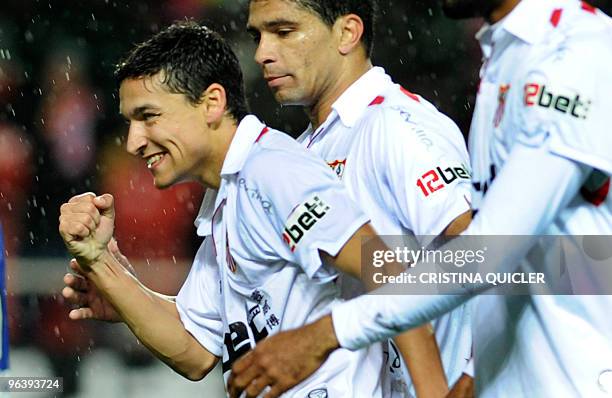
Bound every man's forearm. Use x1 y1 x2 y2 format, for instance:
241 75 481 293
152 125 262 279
127 272 177 313
88 251 217 380
332 293 469 351
394 327 448 398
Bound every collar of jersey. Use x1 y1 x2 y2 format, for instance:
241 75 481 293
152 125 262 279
476 0 558 56
193 114 266 237
330 66 392 128
194 188 217 237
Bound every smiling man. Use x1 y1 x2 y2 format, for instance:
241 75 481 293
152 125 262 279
58 21 421 397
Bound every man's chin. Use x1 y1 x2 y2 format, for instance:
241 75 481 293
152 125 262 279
152 177 173 190
274 92 307 108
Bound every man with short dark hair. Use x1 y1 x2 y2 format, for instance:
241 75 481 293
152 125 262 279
60 21 416 397
232 0 474 396
232 1 612 397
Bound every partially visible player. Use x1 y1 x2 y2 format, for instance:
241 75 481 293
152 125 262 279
59 21 422 397
0 225 8 371
238 1 474 396
230 0 612 397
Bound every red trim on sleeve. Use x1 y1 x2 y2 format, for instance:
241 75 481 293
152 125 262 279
255 127 270 143
400 86 420 102
368 96 385 106
550 8 563 27
581 178 610 206
581 2 597 14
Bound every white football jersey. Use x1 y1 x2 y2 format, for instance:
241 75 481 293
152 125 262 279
176 115 387 397
299 68 473 390
328 3 612 397
467 0 612 396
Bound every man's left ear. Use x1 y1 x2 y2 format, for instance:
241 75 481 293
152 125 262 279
336 14 365 55
201 83 227 124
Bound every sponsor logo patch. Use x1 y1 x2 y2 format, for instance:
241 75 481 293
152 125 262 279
524 83 591 119
417 165 471 197
282 195 330 252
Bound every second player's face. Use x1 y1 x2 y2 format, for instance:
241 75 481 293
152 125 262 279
119 73 211 189
247 0 341 107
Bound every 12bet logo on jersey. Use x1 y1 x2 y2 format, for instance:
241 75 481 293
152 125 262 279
283 195 330 252
524 83 591 119
417 165 470 197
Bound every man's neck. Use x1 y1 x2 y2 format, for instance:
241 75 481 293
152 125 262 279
199 117 238 190
487 0 521 23
307 60 373 130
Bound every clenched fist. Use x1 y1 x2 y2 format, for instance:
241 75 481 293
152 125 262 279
58 193 115 271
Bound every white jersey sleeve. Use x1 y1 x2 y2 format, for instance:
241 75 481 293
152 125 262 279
362 106 471 236
515 22 612 174
239 135 370 279
331 141 589 350
176 238 224 356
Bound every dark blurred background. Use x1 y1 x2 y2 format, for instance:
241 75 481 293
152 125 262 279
0 0 610 396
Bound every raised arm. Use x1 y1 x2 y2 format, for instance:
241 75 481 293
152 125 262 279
59 193 218 380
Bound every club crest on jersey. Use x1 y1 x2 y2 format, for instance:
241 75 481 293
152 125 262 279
524 83 590 119
327 159 346 179
493 84 510 127
282 195 330 252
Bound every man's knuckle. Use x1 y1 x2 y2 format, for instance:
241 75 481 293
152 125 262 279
259 352 273 366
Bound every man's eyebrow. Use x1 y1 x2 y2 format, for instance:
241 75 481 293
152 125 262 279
247 18 298 34
123 105 159 119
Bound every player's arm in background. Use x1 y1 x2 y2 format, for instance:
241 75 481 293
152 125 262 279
366 105 473 396
327 134 592 355
447 359 475 398
59 193 219 381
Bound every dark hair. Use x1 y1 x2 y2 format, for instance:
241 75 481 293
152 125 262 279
115 21 249 122
292 0 377 57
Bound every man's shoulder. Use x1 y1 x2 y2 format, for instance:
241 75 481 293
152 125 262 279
241 129 333 189
354 85 465 152
527 3 612 75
